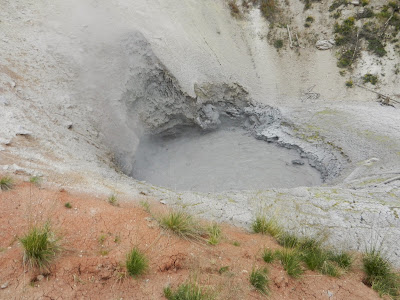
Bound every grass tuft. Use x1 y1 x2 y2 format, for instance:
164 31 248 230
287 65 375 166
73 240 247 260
160 211 204 240
20 223 61 270
107 194 118 206
252 215 281 236
250 267 269 295
64 202 72 209
363 250 400 297
0 176 14 191
275 249 303 278
126 247 148 278
276 232 299 248
207 223 222 245
262 248 275 263
29 176 42 186
164 281 214 300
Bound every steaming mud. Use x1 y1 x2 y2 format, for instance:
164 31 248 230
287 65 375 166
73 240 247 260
132 126 322 192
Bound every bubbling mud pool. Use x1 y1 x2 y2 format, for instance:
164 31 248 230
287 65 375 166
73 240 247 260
131 126 323 192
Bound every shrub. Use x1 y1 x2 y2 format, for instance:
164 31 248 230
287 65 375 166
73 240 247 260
363 73 378 85
275 249 303 278
361 0 369 6
306 16 314 23
0 176 14 191
260 0 277 23
345 80 353 87
329 0 348 12
274 39 284 49
367 39 387 57
252 216 281 236
228 1 241 17
250 267 269 295
64 202 72 209
160 211 204 240
262 248 275 263
164 282 214 300
207 223 221 245
20 223 61 270
126 247 148 277
363 250 400 297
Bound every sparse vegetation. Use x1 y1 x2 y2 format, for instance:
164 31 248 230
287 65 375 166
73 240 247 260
275 249 303 277
64 202 72 209
160 210 204 240
363 73 378 85
361 0 369 6
254 215 353 278
164 281 214 300
262 248 275 263
140 200 151 213
107 194 118 206
252 215 281 236
345 79 353 87
260 0 277 23
218 266 229 274
363 250 400 297
126 247 148 278
250 267 269 295
20 223 61 270
207 223 221 245
329 0 348 12
228 1 241 17
29 176 41 186
273 39 284 49
0 176 14 191
233 241 241 246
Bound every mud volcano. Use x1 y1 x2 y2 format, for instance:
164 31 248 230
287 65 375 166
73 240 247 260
132 125 322 192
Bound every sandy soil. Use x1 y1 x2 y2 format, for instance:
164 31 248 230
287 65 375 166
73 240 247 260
0 181 380 300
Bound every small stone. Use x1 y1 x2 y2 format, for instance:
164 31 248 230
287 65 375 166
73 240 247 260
160 200 167 205
316 39 335 50
1 282 9 289
0 96 9 106
292 159 305 165
65 121 73 129
327 290 334 297
37 275 44 281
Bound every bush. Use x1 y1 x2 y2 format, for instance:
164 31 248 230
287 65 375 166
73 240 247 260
260 0 277 23
164 282 214 300
126 247 148 277
363 250 400 297
64 202 72 209
274 39 284 49
228 1 241 17
345 80 353 87
276 232 299 248
363 73 378 85
367 39 387 57
160 211 204 240
250 267 269 295
0 176 14 191
20 223 61 270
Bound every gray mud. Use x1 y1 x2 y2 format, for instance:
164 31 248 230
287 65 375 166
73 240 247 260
132 126 322 192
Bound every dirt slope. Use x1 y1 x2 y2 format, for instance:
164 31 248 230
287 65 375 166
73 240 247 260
0 182 380 300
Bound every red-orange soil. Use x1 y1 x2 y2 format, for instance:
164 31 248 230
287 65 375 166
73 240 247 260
0 182 380 299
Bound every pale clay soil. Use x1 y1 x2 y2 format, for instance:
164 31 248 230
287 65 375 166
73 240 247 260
0 181 381 300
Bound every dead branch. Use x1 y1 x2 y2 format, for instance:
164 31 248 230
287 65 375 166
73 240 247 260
355 83 400 105
287 25 293 48
380 12 394 38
